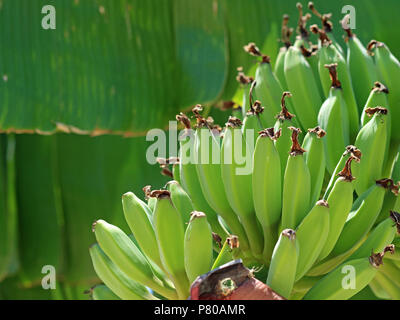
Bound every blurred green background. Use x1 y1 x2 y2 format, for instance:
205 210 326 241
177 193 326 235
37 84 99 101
0 0 399 299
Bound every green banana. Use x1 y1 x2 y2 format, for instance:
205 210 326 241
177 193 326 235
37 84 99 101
90 284 121 300
184 211 213 284
274 92 297 181
252 128 282 260
318 63 350 175
318 156 356 260
347 213 398 261
152 190 190 299
176 113 228 240
266 229 298 298
274 14 293 91
295 200 330 281
92 218 177 299
211 236 238 270
343 18 378 110
311 26 359 141
303 246 395 300
373 270 400 300
331 179 393 257
299 44 325 100
367 40 400 143
89 243 157 300
172 162 181 185
167 180 194 227
361 82 390 127
243 43 283 127
302 126 326 207
221 117 263 258
352 107 389 196
284 41 322 130
122 192 162 269
281 127 311 230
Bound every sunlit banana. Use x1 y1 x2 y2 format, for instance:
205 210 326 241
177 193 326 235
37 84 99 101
331 178 393 257
295 200 330 281
373 270 400 300
311 26 358 141
122 192 162 269
367 40 400 143
252 128 282 260
89 243 158 300
318 63 350 175
352 107 389 196
302 126 326 207
152 190 190 299
90 284 121 300
167 180 193 227
92 219 177 299
274 92 297 181
221 117 263 258
176 113 228 240
342 16 378 110
299 44 325 99
318 156 356 260
281 127 311 230
266 229 298 298
184 211 213 284
303 246 395 300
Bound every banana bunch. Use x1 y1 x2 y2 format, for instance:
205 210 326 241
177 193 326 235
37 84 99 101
88 2 400 300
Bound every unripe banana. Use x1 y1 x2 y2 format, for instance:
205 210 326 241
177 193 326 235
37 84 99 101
252 128 282 260
347 213 399 261
266 229 298 298
319 157 355 260
281 127 311 230
284 44 322 130
302 126 326 207
299 44 325 99
274 92 297 181
303 246 395 300
122 192 162 269
167 180 194 227
352 108 389 196
211 235 239 270
184 211 213 284
89 243 158 300
192 106 250 252
295 200 330 281
311 27 358 141
343 18 378 110
317 63 350 175
92 219 176 299
368 40 400 143
373 270 400 300
176 114 228 240
274 14 293 90
221 117 263 258
331 179 393 257
152 190 190 299
91 284 121 300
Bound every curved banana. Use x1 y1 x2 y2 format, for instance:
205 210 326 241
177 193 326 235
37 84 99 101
152 190 190 299
266 229 298 298
343 17 378 110
90 284 121 300
302 126 326 207
311 26 358 141
281 127 311 230
274 14 293 90
317 63 350 175
92 219 177 299
89 243 159 300
352 107 389 196
221 117 263 258
122 192 162 269
252 128 282 260
167 180 194 227
184 211 213 284
295 200 330 281
331 178 393 257
299 44 325 99
318 156 356 260
367 40 400 143
303 246 395 300
176 113 228 240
